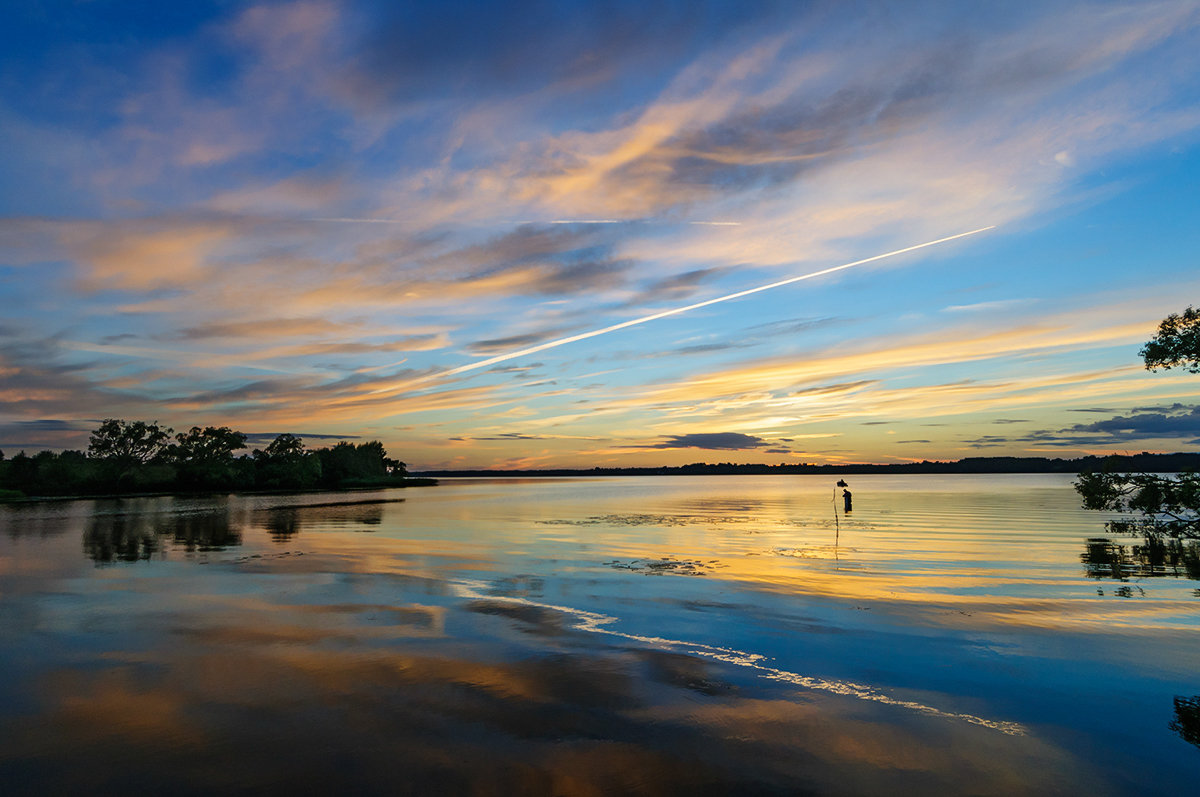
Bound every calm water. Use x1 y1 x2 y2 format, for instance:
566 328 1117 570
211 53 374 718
1 475 1197 795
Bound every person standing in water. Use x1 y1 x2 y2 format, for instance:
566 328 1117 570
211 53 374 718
842 487 852 513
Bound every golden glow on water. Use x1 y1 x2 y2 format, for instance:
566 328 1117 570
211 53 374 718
1 475 1198 794
371 474 1198 632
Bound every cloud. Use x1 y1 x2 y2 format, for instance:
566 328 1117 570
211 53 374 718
643 432 770 450
465 329 573 356
627 309 1160 409
672 342 756 356
0 335 155 432
964 436 1009 449
521 259 632 296
623 267 731 307
943 299 1036 314
99 333 140 344
338 1 789 108
4 1 1200 469
0 418 98 451
60 218 240 292
265 335 451 359
1058 404 1200 442
242 431 360 446
743 317 840 337
967 405 1200 449
487 363 544 374
172 317 354 341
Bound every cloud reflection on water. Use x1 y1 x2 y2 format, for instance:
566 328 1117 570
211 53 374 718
2 622 1083 796
2 476 1199 793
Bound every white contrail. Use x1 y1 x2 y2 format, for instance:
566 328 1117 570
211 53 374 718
364 225 995 398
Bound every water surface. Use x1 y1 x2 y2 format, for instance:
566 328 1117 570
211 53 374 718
1 475 1197 794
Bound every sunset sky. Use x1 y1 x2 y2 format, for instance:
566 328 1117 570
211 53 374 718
2 1 1199 469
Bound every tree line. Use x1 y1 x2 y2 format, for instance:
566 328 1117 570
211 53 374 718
0 419 424 499
418 452 1200 478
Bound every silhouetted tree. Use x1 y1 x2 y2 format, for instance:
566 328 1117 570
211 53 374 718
254 433 321 489
31 449 100 496
169 426 249 490
1 420 417 497
86 419 176 491
4 451 37 494
1077 310 1199 541
0 449 13 500
170 426 247 462
1077 470 1200 539
88 419 173 465
1141 305 1200 373
315 440 389 487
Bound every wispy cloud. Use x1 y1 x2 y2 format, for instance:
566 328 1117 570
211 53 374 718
1000 404 1200 448
3 2 1200 466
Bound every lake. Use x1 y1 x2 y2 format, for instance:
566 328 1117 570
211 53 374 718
1 474 1197 795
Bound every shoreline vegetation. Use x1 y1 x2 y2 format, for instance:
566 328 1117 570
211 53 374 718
2 414 1195 502
415 452 1200 478
0 419 434 502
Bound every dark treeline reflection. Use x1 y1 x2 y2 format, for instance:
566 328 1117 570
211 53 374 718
265 509 300 542
81 499 391 562
83 509 242 563
263 502 386 543
1081 536 1200 580
1 510 74 540
1171 696 1200 749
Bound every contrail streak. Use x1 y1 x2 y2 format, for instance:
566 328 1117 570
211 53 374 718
363 226 995 399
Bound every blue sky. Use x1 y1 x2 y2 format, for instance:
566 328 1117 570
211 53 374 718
2 0 1199 468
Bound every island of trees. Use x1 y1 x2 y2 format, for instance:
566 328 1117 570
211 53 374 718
0 420 433 500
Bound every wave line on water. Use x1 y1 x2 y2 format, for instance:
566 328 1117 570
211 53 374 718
450 578 1025 735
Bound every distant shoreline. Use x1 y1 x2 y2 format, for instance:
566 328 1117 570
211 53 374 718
414 452 1200 478
0 478 438 505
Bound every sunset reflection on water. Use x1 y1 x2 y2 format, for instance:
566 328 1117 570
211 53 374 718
1 475 1197 795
